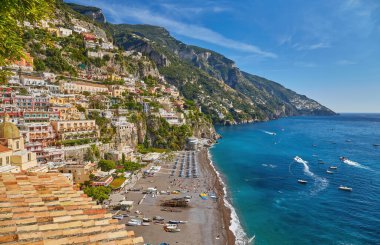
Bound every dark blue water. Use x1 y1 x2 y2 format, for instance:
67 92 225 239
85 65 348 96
211 114 380 245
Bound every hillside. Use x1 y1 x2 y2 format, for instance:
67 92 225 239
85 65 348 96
61 2 335 125
109 24 335 123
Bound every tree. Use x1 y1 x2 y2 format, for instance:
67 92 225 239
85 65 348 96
98 159 116 171
83 186 111 202
0 0 54 82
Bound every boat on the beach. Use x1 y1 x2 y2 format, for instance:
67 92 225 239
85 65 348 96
294 156 308 164
164 224 181 232
326 170 334 174
153 216 165 221
329 166 337 169
298 179 308 184
127 220 142 226
339 186 352 191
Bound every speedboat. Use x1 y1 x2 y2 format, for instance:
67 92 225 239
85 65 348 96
326 170 334 174
298 179 308 184
339 186 352 191
329 166 337 169
373 144 379 147
294 156 308 164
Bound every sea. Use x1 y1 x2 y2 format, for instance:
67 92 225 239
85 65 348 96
210 114 380 245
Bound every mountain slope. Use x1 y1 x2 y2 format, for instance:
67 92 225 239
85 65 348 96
68 5 335 124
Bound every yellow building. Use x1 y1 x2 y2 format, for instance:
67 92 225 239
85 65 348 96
0 114 37 171
49 95 76 105
58 161 97 184
51 120 99 141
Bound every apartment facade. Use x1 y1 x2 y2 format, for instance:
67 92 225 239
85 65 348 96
51 120 99 141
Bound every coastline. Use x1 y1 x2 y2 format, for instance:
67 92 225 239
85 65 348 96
112 148 236 244
205 147 250 244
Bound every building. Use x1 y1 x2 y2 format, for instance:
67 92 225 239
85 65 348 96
0 87 12 105
61 81 108 94
21 75 46 86
58 161 97 184
87 50 104 58
0 172 144 244
101 42 114 50
51 104 83 120
109 85 127 98
73 25 88 33
85 40 98 49
38 147 64 163
9 52 33 71
51 120 99 141
22 110 60 123
82 32 97 41
0 114 37 171
12 95 50 111
19 122 56 146
92 175 113 187
58 27 72 37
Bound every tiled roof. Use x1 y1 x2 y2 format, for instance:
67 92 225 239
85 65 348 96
0 172 144 245
0 145 12 153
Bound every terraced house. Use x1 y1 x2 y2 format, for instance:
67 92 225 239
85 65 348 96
51 120 99 141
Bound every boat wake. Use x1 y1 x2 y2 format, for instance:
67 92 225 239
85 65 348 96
262 130 276 136
295 156 329 194
341 158 371 170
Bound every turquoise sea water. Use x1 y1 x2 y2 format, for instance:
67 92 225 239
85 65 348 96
210 114 380 244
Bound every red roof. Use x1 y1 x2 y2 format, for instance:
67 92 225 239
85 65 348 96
0 145 12 153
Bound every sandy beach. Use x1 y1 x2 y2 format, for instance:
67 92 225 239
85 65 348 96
109 148 235 244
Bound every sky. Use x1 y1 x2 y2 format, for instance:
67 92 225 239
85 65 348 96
66 0 380 113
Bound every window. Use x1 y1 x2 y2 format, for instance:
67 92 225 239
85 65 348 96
6 156 10 164
28 153 31 161
16 141 19 149
0 158 2 165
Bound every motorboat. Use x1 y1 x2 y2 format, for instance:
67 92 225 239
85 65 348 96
326 170 334 174
164 224 181 232
294 156 308 164
329 166 337 169
339 186 352 191
298 179 308 184
127 220 141 226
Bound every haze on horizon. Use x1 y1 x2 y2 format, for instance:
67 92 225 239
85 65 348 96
67 0 380 113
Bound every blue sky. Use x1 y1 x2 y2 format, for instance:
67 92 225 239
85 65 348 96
66 0 380 112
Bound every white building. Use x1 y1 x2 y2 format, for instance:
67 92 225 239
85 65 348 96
85 41 98 49
43 72 56 82
73 25 88 34
59 27 72 37
101 42 114 50
21 76 46 86
87 51 104 58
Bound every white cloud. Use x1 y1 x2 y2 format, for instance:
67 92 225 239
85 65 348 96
293 42 330 51
95 2 277 58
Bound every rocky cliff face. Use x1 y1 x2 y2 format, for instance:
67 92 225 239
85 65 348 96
110 24 335 123
66 3 106 23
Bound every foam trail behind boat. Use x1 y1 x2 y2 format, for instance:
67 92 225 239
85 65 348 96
297 157 328 194
343 159 371 170
262 130 276 135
